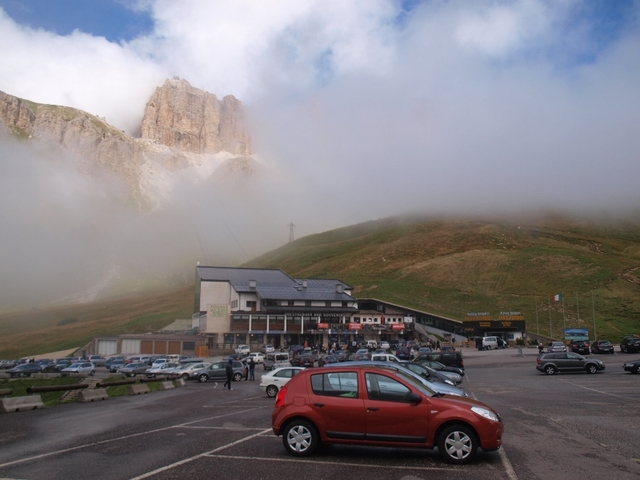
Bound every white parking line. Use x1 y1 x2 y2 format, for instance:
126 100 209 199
472 393 518 480
129 428 274 480
206 453 454 472
559 379 638 400
0 408 267 469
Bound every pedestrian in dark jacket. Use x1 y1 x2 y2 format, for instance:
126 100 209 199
248 358 255 381
223 359 233 390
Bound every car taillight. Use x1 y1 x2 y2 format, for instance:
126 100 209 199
274 386 288 407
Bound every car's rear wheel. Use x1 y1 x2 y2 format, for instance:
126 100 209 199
198 374 208 383
544 365 557 375
437 424 478 464
181 373 189 380
266 385 279 397
635 365 640 374
586 364 597 374
233 372 243 382
282 420 319 457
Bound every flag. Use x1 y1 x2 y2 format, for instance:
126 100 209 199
552 294 563 302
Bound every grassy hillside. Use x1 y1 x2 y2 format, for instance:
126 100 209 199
244 213 640 342
2 213 640 359
0 286 193 359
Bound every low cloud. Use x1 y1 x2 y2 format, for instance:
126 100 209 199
1 1 640 308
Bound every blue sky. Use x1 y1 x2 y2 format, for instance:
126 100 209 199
0 0 153 41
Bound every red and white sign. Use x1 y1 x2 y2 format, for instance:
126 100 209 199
317 323 329 329
348 323 363 330
391 324 405 331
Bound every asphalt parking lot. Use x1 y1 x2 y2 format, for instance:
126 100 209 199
0 348 638 480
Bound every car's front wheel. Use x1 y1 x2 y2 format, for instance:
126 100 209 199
635 365 640 374
282 420 319 457
586 364 597 374
437 424 478 464
544 365 557 375
266 385 279 397
181 373 189 380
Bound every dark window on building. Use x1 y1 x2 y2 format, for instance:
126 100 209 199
246 301 257 311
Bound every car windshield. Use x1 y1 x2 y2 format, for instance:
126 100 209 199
68 363 82 368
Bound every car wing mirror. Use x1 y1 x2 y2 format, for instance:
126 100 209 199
406 392 423 404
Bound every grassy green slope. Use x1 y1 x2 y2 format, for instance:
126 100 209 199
244 214 640 341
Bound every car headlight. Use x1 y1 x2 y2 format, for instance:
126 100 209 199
471 406 500 422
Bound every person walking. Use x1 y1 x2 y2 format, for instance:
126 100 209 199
223 359 234 390
248 357 255 381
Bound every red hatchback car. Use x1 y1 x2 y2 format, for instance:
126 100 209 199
271 364 503 464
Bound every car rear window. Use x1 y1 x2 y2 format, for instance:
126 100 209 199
311 372 358 398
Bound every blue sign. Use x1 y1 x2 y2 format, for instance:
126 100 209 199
564 328 589 341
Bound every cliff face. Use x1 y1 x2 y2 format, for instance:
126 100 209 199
141 78 251 156
0 80 256 209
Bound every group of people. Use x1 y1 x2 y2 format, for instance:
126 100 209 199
221 357 257 390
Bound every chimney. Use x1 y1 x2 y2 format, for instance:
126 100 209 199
249 280 256 288
302 280 308 288
336 284 343 294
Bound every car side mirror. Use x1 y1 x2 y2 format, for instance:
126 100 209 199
406 392 423 404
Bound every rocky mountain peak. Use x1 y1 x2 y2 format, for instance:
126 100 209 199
141 78 251 156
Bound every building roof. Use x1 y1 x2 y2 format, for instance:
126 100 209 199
196 266 354 302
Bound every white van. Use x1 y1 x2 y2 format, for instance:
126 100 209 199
264 352 290 371
371 353 401 363
480 336 499 350
365 340 378 349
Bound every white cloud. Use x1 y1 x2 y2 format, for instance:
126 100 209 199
1 0 640 306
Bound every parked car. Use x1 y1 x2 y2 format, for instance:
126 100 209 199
42 360 71 372
622 359 640 374
6 363 42 378
0 359 18 369
570 341 590 355
125 355 151 365
272 363 502 464
413 351 464 369
172 362 211 380
260 366 305 397
379 341 390 350
291 353 317 368
261 344 275 354
318 354 339 366
191 361 246 383
413 359 465 378
246 352 265 364
87 355 107 366
235 344 250 355
145 362 179 378
620 336 640 353
264 352 291 371
536 352 605 375
400 361 462 385
61 362 95 376
117 362 150 377
105 356 126 369
109 360 125 373
591 340 614 354
395 347 412 361
547 341 567 353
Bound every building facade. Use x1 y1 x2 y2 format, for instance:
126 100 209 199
194 266 416 349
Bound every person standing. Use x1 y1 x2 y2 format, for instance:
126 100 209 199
223 359 234 390
248 357 255 381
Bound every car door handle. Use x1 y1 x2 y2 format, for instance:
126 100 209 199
367 407 379 412
313 403 325 407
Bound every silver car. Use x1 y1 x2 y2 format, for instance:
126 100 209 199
324 361 468 397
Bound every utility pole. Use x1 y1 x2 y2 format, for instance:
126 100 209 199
288 223 296 243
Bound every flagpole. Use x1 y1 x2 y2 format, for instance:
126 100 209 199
535 295 539 335
591 290 597 339
561 292 566 334
576 292 580 328
548 297 552 337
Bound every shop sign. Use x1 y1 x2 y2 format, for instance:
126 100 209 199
317 323 330 329
391 324 405 331
348 323 363 330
